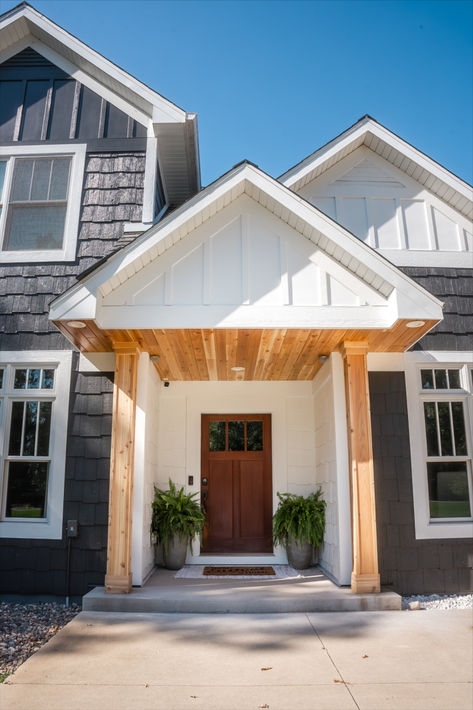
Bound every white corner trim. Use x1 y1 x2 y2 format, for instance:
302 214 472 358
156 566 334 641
78 352 115 373
0 144 86 263
404 354 473 540
0 350 72 540
367 353 405 371
331 352 352 585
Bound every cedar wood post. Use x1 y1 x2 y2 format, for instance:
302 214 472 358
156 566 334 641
104 343 141 594
340 341 381 593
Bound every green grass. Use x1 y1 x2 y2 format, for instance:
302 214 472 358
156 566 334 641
0 672 11 684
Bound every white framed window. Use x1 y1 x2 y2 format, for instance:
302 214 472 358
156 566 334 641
405 352 473 539
0 144 86 263
0 351 72 539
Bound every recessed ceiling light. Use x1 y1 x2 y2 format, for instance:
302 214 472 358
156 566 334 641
318 355 328 362
68 321 86 329
406 320 425 328
231 366 245 372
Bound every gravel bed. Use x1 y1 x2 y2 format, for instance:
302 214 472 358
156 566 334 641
402 593 473 610
0 601 80 681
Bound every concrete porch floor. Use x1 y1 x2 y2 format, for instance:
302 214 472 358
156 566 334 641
83 566 401 613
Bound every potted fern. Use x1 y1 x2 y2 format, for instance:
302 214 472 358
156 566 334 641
151 479 205 570
272 490 326 569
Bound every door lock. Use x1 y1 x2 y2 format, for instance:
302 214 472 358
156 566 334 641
202 477 208 486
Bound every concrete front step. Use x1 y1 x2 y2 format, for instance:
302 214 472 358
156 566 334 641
83 567 401 613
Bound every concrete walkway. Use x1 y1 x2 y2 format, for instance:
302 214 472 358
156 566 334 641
1 610 472 710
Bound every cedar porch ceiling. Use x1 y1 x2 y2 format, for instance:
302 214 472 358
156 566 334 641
54 319 438 381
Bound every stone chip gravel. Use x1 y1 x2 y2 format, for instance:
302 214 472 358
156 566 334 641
0 601 79 680
402 593 473 610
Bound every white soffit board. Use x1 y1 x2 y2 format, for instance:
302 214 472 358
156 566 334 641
50 163 444 327
279 117 473 221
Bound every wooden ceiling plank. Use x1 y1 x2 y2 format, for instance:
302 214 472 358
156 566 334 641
202 329 218 380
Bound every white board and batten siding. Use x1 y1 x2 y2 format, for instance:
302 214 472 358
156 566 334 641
298 146 473 268
102 194 387 329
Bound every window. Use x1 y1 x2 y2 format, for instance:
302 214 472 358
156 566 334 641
405 355 473 540
0 352 72 539
0 144 86 262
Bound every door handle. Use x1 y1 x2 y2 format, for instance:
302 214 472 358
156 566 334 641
202 490 208 514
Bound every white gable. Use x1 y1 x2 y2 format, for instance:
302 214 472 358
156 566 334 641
298 147 473 267
104 196 374 314
51 163 443 331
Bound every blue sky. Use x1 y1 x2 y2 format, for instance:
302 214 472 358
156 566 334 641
3 0 472 186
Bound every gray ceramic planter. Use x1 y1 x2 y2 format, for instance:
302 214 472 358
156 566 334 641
163 534 188 570
286 538 313 569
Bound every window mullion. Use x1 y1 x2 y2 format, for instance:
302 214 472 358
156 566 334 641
19 401 26 457
434 401 442 456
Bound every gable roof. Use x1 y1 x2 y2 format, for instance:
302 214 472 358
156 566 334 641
279 116 473 220
0 2 200 203
49 160 443 331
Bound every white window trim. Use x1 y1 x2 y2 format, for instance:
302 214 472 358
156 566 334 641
0 350 72 539
404 351 473 540
0 144 86 263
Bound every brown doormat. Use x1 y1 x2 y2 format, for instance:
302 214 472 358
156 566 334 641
203 566 276 576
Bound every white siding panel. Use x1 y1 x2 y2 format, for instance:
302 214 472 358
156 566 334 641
249 225 282 305
171 243 204 304
337 197 369 242
210 217 243 304
327 274 359 306
432 207 461 251
312 197 337 220
402 199 431 249
370 197 400 249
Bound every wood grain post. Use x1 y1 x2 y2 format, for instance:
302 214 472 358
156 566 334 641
105 343 140 594
340 341 380 594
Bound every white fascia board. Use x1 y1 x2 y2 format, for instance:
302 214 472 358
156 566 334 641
95 303 395 330
50 163 443 324
280 118 473 207
49 283 97 321
279 118 371 187
0 6 186 124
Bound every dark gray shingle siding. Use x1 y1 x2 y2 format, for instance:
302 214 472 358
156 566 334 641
0 151 145 350
402 267 473 351
370 371 473 595
0 359 113 598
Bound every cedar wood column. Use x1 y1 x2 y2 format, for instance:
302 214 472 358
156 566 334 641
105 343 140 594
340 341 381 594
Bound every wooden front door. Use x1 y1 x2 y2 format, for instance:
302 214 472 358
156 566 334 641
201 414 272 553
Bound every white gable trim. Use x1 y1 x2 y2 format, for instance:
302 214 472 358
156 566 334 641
49 163 443 329
279 117 473 221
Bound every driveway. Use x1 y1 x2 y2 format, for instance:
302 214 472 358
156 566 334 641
0 610 471 710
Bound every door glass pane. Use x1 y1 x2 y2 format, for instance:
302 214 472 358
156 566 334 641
448 370 461 389
14 369 27 389
41 369 54 389
28 369 41 389
427 462 471 518
37 401 52 456
209 421 226 451
23 401 38 456
5 204 67 250
451 402 467 456
31 159 52 201
437 402 453 456
421 369 434 389
5 461 48 518
228 421 244 451
8 401 24 455
246 421 263 451
434 369 448 389
11 159 33 201
423 402 439 456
